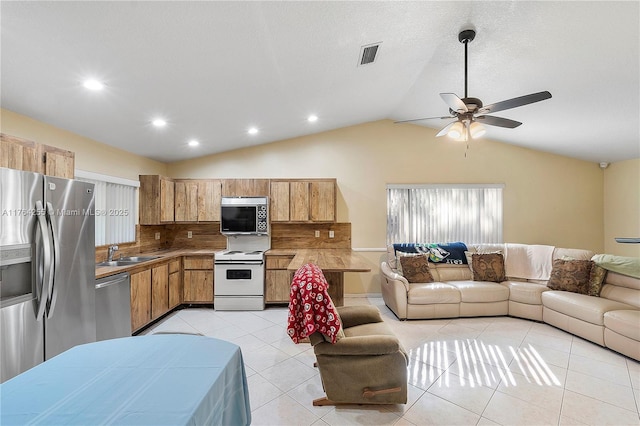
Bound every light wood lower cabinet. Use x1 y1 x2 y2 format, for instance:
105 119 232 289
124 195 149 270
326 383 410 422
130 269 152 332
151 263 169 320
265 255 295 303
168 259 183 308
183 256 214 303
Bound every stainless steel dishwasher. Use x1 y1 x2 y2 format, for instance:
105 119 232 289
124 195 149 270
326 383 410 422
95 273 131 341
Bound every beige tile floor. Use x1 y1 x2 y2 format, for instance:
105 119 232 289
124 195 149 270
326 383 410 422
143 297 640 426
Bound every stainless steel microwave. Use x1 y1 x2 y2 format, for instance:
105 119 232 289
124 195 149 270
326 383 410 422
220 197 269 235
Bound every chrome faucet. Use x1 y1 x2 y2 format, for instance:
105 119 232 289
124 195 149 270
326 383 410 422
107 245 119 262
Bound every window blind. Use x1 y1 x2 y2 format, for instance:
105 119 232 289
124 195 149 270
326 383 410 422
387 184 503 245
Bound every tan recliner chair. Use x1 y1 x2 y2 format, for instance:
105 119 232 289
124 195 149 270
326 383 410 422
309 304 409 406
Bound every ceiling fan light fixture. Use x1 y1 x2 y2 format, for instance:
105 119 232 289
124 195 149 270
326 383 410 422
469 121 486 139
447 122 464 139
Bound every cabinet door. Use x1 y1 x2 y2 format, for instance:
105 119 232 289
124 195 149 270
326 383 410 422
183 270 214 303
197 180 221 222
270 181 290 222
0 134 41 173
175 181 198 222
151 264 169 320
310 180 336 222
290 181 310 221
130 270 152 332
265 270 292 303
169 272 182 308
222 179 269 197
160 177 175 222
43 148 74 179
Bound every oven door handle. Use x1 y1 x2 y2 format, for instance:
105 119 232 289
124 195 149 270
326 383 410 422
214 261 264 266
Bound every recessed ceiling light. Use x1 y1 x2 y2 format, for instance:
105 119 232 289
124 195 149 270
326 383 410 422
188 140 199 147
83 79 104 91
307 115 318 122
248 127 258 135
152 118 167 127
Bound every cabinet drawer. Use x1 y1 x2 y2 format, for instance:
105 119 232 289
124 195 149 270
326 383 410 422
266 255 295 269
183 256 213 270
168 259 181 274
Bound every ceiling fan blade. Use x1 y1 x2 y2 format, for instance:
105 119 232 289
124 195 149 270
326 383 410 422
440 93 468 113
478 91 551 115
435 121 456 137
476 115 522 129
394 116 453 124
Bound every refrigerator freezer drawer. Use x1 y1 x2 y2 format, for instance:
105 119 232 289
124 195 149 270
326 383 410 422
0 299 43 383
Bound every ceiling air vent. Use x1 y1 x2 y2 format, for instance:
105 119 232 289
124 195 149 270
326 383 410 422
358 42 381 66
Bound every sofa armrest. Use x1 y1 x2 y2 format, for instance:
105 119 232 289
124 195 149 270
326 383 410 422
337 305 383 328
313 335 401 356
380 261 409 319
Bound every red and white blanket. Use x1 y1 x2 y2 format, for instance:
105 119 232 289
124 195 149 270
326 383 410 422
287 263 342 344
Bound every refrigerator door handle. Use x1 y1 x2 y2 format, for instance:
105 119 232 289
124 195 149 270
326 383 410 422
45 202 61 318
34 200 52 321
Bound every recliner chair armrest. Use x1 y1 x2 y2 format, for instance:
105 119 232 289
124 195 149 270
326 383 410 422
337 305 383 328
313 335 401 356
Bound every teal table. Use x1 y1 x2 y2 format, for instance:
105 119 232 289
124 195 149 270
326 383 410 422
0 335 251 425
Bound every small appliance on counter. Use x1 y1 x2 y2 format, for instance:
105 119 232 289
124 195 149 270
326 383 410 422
215 197 270 311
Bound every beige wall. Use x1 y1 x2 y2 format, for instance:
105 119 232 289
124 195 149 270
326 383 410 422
604 158 640 257
1 108 167 180
169 120 606 293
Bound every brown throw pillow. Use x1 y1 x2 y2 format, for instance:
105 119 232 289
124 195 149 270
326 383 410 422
471 253 506 282
399 255 434 283
588 264 607 296
547 259 592 294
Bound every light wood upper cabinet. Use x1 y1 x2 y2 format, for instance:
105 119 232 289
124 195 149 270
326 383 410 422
139 175 175 225
174 179 221 222
270 179 336 223
290 181 310 221
42 145 74 179
269 181 290 222
222 179 269 197
1 133 74 178
174 180 198 222
310 180 336 222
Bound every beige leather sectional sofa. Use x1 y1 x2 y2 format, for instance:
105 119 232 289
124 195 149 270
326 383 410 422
380 244 640 361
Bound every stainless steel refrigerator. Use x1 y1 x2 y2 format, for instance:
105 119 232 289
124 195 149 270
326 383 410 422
0 167 96 382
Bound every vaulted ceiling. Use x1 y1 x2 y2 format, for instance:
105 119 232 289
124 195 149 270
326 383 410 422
2 1 638 163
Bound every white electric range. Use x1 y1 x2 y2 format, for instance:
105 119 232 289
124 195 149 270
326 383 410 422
214 235 269 311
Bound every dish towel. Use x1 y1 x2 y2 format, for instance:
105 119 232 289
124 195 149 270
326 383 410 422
287 263 342 344
504 243 555 280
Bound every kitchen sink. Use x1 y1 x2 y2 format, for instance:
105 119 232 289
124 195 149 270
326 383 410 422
117 256 160 262
96 256 160 267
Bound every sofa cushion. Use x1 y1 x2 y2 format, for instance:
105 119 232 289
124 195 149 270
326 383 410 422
447 280 510 303
503 280 549 305
547 259 592 294
541 291 635 325
400 254 434 283
604 310 640 341
408 283 461 305
470 253 506 282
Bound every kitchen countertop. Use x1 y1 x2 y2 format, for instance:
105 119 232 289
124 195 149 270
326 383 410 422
96 248 371 279
95 249 217 279
285 249 371 272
